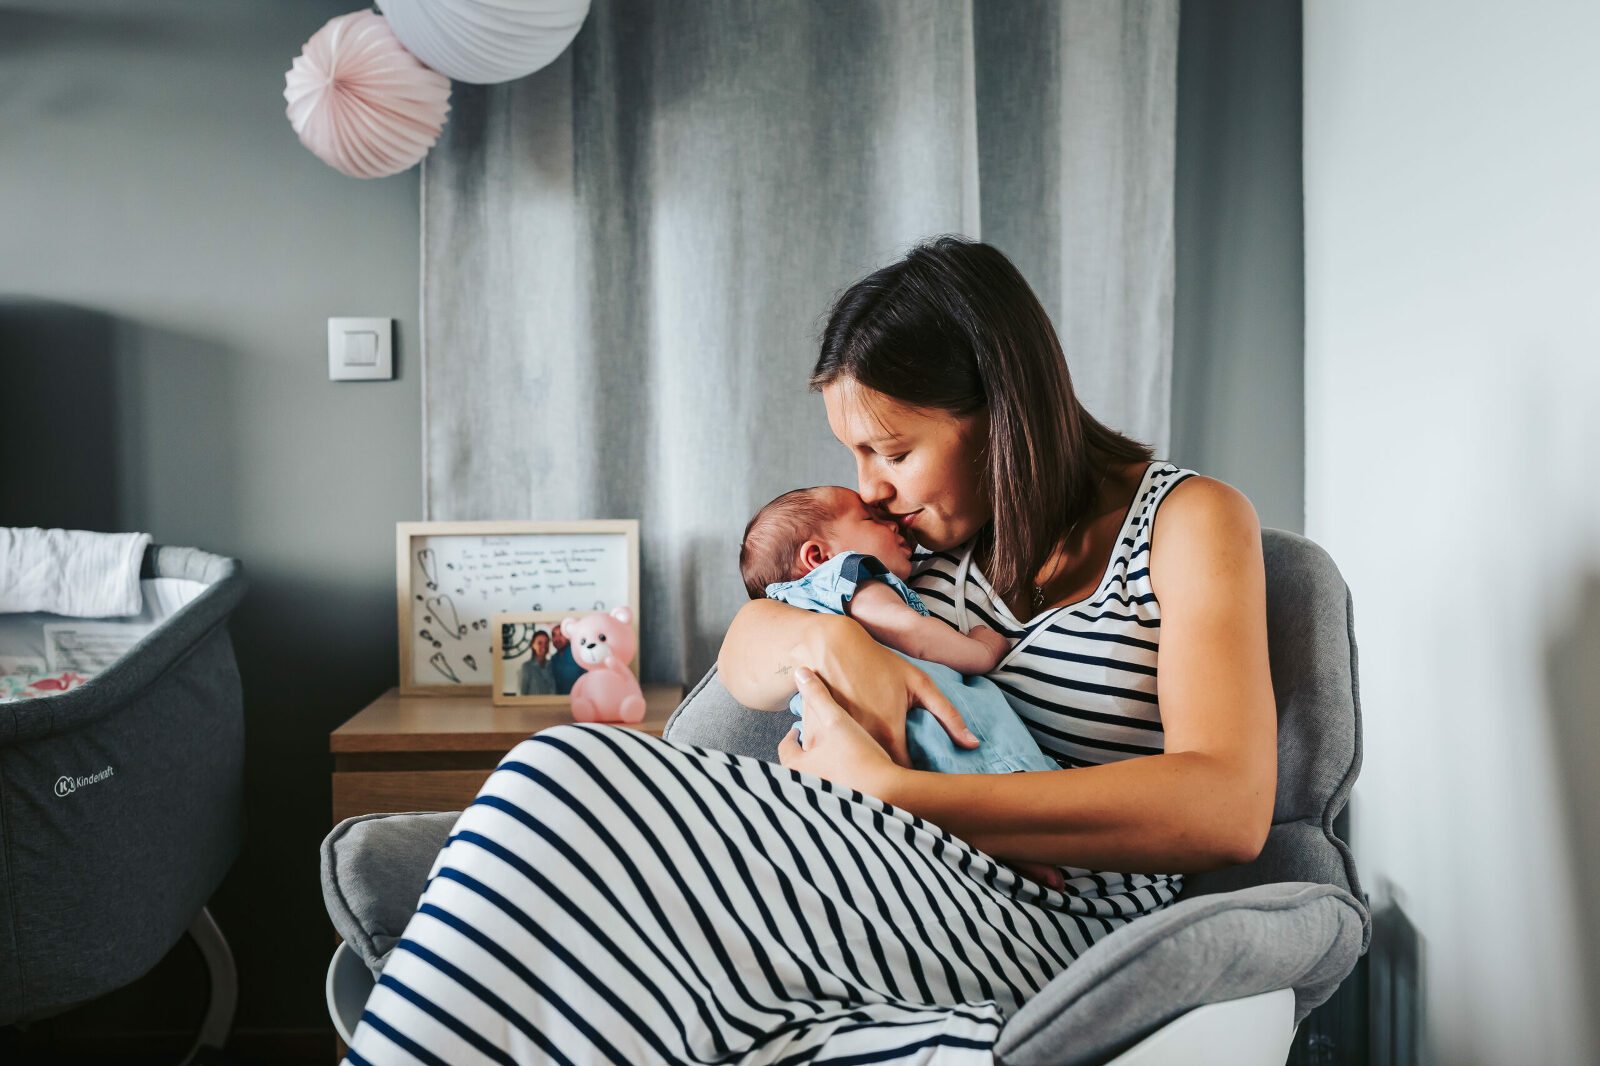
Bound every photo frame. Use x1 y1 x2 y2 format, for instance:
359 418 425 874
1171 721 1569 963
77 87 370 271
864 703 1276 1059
397 519 640 696
490 610 642 706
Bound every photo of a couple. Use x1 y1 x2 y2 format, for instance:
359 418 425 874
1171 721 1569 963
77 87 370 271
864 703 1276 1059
497 619 582 698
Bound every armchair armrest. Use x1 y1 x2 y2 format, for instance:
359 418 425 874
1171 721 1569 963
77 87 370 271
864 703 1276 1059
993 882 1366 1066
320 811 460 978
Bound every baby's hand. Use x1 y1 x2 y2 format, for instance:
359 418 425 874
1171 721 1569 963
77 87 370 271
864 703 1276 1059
968 624 1011 671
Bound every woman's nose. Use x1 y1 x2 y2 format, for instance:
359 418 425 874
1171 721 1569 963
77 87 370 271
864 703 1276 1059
857 463 891 506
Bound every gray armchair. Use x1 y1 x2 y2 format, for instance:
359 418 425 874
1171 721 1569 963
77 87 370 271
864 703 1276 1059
322 527 1367 1064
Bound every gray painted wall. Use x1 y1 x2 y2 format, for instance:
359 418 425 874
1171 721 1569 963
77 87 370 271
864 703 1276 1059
1172 0 1304 532
0 0 421 1044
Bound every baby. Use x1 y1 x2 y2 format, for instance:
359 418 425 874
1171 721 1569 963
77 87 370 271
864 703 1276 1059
739 485 1061 775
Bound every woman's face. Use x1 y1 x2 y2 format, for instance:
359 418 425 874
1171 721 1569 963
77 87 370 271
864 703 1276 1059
822 381 990 552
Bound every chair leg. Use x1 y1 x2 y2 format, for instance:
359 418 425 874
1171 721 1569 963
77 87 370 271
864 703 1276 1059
178 906 237 1066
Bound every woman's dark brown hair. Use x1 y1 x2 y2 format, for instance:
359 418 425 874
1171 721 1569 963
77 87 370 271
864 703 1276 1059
811 235 1154 608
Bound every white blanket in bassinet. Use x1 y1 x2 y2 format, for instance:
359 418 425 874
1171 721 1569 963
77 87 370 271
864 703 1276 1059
0 527 151 617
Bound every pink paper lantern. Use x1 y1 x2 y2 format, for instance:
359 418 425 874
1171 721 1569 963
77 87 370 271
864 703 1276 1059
284 10 452 180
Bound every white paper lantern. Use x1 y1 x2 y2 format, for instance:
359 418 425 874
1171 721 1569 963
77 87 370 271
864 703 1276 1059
377 0 591 85
284 10 451 180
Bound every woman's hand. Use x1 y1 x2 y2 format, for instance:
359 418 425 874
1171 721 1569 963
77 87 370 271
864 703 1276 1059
811 616 979 768
778 667 906 800
717 601 977 766
781 667 1067 890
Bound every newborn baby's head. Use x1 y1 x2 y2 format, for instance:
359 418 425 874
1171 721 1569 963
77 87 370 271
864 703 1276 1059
739 485 915 599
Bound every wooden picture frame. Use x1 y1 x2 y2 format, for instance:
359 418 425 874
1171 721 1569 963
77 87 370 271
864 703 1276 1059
397 519 640 696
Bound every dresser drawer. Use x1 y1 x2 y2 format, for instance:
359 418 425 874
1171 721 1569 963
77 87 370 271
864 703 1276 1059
331 769 492 823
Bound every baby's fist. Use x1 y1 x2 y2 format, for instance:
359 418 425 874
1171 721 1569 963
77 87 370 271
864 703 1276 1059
969 624 1011 670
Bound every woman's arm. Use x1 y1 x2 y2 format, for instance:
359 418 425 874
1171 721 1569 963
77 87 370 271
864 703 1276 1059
880 751 1267 873
717 598 839 710
717 597 979 765
783 478 1278 873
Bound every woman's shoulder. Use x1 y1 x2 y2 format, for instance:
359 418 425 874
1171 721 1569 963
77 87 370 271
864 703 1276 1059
1152 472 1258 522
1146 472 1264 599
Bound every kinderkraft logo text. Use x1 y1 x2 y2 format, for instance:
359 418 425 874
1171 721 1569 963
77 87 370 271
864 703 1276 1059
55 765 114 797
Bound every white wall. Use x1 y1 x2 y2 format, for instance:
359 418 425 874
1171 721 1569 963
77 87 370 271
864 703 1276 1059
1304 2 1600 1062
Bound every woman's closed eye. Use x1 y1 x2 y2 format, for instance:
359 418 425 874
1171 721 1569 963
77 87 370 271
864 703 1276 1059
884 453 908 465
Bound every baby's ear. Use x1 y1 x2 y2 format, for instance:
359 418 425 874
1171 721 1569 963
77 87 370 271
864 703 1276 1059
799 539 831 572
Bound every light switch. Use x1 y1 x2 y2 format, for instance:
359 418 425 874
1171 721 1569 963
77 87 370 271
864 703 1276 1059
328 317 393 381
343 330 379 366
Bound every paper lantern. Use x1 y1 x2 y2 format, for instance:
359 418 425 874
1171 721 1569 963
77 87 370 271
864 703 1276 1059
284 10 452 180
377 0 591 84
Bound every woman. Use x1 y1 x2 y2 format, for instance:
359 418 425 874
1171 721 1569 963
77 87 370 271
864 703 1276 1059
725 236 1276 876
347 238 1276 1066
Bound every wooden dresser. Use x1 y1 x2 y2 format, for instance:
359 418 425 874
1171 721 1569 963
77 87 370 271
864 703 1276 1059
329 684 684 822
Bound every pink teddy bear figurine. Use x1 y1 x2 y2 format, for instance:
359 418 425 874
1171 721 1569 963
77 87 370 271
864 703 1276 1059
560 607 647 723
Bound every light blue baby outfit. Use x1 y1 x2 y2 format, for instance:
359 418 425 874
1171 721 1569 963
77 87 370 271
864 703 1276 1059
766 551 1061 774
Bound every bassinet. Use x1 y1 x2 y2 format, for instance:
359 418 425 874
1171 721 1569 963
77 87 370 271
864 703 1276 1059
0 543 246 1032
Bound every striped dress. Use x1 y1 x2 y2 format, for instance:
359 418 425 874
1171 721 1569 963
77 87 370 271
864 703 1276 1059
346 460 1196 1066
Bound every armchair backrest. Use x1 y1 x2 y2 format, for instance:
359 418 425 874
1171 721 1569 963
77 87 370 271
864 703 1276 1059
1181 528 1364 909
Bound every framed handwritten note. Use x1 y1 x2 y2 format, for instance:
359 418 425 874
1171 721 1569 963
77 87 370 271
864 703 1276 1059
396 520 640 696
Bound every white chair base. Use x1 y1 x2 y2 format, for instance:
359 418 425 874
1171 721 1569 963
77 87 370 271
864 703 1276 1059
328 940 373 1047
1103 987 1296 1066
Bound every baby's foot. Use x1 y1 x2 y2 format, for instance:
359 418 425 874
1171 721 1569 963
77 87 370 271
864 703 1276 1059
1007 859 1066 890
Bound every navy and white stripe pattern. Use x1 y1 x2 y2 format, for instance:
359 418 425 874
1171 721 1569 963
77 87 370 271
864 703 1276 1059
346 462 1192 1065
909 459 1195 918
910 460 1193 770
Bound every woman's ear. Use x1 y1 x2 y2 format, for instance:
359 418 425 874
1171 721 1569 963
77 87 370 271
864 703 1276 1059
799 539 832 574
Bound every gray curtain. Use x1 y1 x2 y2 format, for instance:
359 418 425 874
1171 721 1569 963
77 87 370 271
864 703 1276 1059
422 0 1178 686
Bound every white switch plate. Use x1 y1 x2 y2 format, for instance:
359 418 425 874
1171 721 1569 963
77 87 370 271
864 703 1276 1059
328 317 393 381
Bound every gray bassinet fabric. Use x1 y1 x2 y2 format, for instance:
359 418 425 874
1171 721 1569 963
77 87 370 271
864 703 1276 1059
0 544 246 1023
